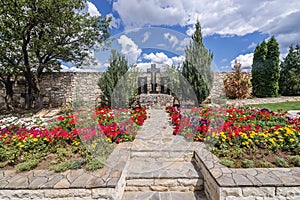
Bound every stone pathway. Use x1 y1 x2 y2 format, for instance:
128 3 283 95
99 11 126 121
226 96 300 105
122 109 206 200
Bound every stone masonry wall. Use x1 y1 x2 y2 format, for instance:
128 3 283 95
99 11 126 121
0 72 102 108
0 72 243 108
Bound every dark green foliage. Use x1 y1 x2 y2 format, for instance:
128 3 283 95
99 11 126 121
252 37 280 97
0 0 111 109
98 50 129 107
181 21 214 104
279 45 300 95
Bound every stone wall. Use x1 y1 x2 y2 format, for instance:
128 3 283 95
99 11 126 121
193 143 300 200
0 72 102 108
0 72 243 109
208 72 226 100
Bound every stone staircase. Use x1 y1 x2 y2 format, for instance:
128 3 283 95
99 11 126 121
121 109 207 200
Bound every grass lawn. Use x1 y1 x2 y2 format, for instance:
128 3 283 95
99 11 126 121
249 101 300 112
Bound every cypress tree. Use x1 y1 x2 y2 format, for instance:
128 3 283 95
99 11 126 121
265 36 280 97
252 41 267 97
182 21 213 104
98 49 128 107
280 44 300 95
251 36 280 97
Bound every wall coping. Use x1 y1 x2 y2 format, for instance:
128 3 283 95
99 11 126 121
192 143 300 187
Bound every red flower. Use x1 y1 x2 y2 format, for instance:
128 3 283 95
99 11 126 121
57 116 64 121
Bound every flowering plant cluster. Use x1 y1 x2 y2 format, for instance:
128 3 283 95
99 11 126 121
167 106 300 154
0 107 147 170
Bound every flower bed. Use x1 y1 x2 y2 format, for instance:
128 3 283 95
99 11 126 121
166 105 300 168
0 107 147 172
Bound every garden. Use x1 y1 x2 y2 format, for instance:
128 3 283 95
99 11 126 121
166 105 300 168
0 106 147 172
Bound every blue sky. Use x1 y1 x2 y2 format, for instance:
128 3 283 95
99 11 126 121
66 0 300 72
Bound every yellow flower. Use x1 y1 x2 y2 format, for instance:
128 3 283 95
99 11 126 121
33 138 38 142
106 138 112 143
289 138 295 143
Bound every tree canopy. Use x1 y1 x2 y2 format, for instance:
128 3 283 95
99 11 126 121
0 0 111 109
251 36 280 97
279 44 300 95
181 20 213 104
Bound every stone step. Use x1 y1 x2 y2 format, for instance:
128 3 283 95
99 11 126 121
122 191 208 200
130 151 194 162
125 160 203 192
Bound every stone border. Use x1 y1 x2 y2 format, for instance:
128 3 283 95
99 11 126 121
192 143 300 200
0 142 132 200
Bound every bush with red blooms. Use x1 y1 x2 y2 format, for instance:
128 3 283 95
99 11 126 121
166 106 181 135
0 107 147 169
166 105 300 153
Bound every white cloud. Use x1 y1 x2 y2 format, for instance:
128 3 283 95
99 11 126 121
221 58 228 63
176 37 191 51
220 65 230 69
171 55 185 66
142 32 151 43
60 65 70 72
247 42 257 50
117 35 142 64
85 2 101 17
144 52 171 65
231 53 254 70
143 52 185 66
113 0 300 51
106 13 121 28
164 32 179 48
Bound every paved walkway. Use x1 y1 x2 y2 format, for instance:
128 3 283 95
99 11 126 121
122 109 206 200
226 96 300 105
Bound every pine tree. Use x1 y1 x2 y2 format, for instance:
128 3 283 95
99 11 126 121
98 50 129 107
182 21 213 104
280 44 300 95
251 36 280 97
265 36 280 97
252 41 267 97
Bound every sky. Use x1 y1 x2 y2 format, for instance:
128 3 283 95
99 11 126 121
64 0 300 72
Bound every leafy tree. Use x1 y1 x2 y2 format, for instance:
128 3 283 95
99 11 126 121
251 36 280 97
0 0 111 109
181 21 213 104
98 50 129 107
0 46 22 110
279 44 300 95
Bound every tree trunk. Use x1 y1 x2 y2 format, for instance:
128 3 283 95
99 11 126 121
33 74 43 110
2 75 15 111
23 72 33 109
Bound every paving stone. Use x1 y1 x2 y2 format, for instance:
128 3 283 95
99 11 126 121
41 174 64 188
6 175 28 189
71 173 94 188
54 178 70 188
29 176 48 188
66 169 84 183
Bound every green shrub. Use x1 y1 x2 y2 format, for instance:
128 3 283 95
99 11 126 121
242 159 254 168
98 50 129 107
86 158 104 171
220 158 234 168
70 159 86 170
16 159 39 172
49 160 72 172
289 155 300 167
259 160 274 168
275 157 289 168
